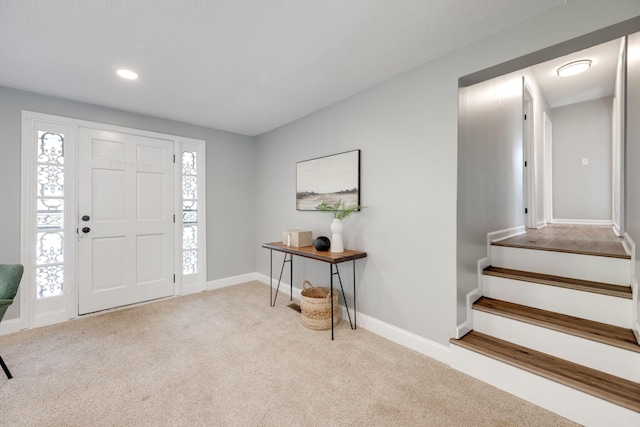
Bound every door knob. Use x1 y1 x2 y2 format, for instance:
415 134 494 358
82 227 91 233
82 215 90 221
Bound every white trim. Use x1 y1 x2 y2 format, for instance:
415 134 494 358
613 223 622 237
487 226 526 244
177 139 208 295
207 273 259 291
550 218 613 225
355 309 450 364
0 317 24 335
21 113 78 331
523 80 536 229
19 112 36 332
456 288 481 339
632 274 638 339
623 232 635 258
455 256 488 339
535 220 546 229
32 309 69 329
255 273 450 364
543 111 553 224
625 233 639 345
454 227 526 339
255 273 300 300
181 283 204 296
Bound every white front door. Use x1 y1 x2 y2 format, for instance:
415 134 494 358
78 128 175 314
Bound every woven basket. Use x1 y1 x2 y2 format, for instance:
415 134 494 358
300 280 339 330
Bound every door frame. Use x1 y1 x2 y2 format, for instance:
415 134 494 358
18 111 206 330
523 80 537 229
543 111 553 224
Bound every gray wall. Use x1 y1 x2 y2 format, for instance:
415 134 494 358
0 86 257 320
255 0 640 347
458 72 524 324
551 97 613 221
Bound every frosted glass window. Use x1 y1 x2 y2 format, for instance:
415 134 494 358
36 131 65 298
182 151 199 275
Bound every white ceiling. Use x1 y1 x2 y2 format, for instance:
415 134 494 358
1 0 565 136
529 38 622 109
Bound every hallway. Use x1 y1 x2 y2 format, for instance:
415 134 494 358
493 225 629 259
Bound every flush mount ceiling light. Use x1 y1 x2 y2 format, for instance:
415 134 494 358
556 60 591 77
116 69 139 80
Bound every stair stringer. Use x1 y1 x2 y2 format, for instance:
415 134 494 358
624 232 640 345
450 343 640 427
455 226 524 338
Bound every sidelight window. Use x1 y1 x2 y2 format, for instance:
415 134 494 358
182 151 199 275
35 131 65 298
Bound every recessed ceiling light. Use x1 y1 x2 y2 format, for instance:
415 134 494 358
556 60 591 77
116 69 139 80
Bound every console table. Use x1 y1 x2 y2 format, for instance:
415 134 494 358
262 242 367 340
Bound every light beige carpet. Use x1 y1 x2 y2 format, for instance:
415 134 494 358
0 281 577 426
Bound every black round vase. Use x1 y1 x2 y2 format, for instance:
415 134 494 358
313 236 331 251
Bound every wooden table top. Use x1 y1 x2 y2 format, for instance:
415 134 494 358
262 242 367 264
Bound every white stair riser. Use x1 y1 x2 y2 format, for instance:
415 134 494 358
491 246 631 285
483 275 632 329
473 310 640 383
450 344 640 427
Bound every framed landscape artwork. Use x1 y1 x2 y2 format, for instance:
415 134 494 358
296 150 360 211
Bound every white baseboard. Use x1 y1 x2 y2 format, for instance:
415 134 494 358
255 273 300 299
535 221 547 229
488 226 526 244
32 309 69 329
613 223 621 237
207 273 258 291
256 273 450 364
355 310 450 364
0 317 25 336
181 284 205 296
551 218 613 226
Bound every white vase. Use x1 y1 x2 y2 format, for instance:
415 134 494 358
330 218 344 253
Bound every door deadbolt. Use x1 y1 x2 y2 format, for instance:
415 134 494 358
82 215 90 221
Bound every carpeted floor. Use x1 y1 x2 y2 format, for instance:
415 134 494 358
0 281 577 426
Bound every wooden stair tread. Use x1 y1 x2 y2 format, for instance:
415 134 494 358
490 240 630 259
483 266 632 299
450 331 640 413
473 297 640 353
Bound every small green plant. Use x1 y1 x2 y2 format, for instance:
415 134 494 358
315 199 367 220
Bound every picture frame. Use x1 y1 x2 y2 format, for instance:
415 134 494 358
296 149 360 211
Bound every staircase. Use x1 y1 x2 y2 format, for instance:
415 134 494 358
450 239 640 426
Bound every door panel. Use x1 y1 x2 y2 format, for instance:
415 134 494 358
78 128 174 314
